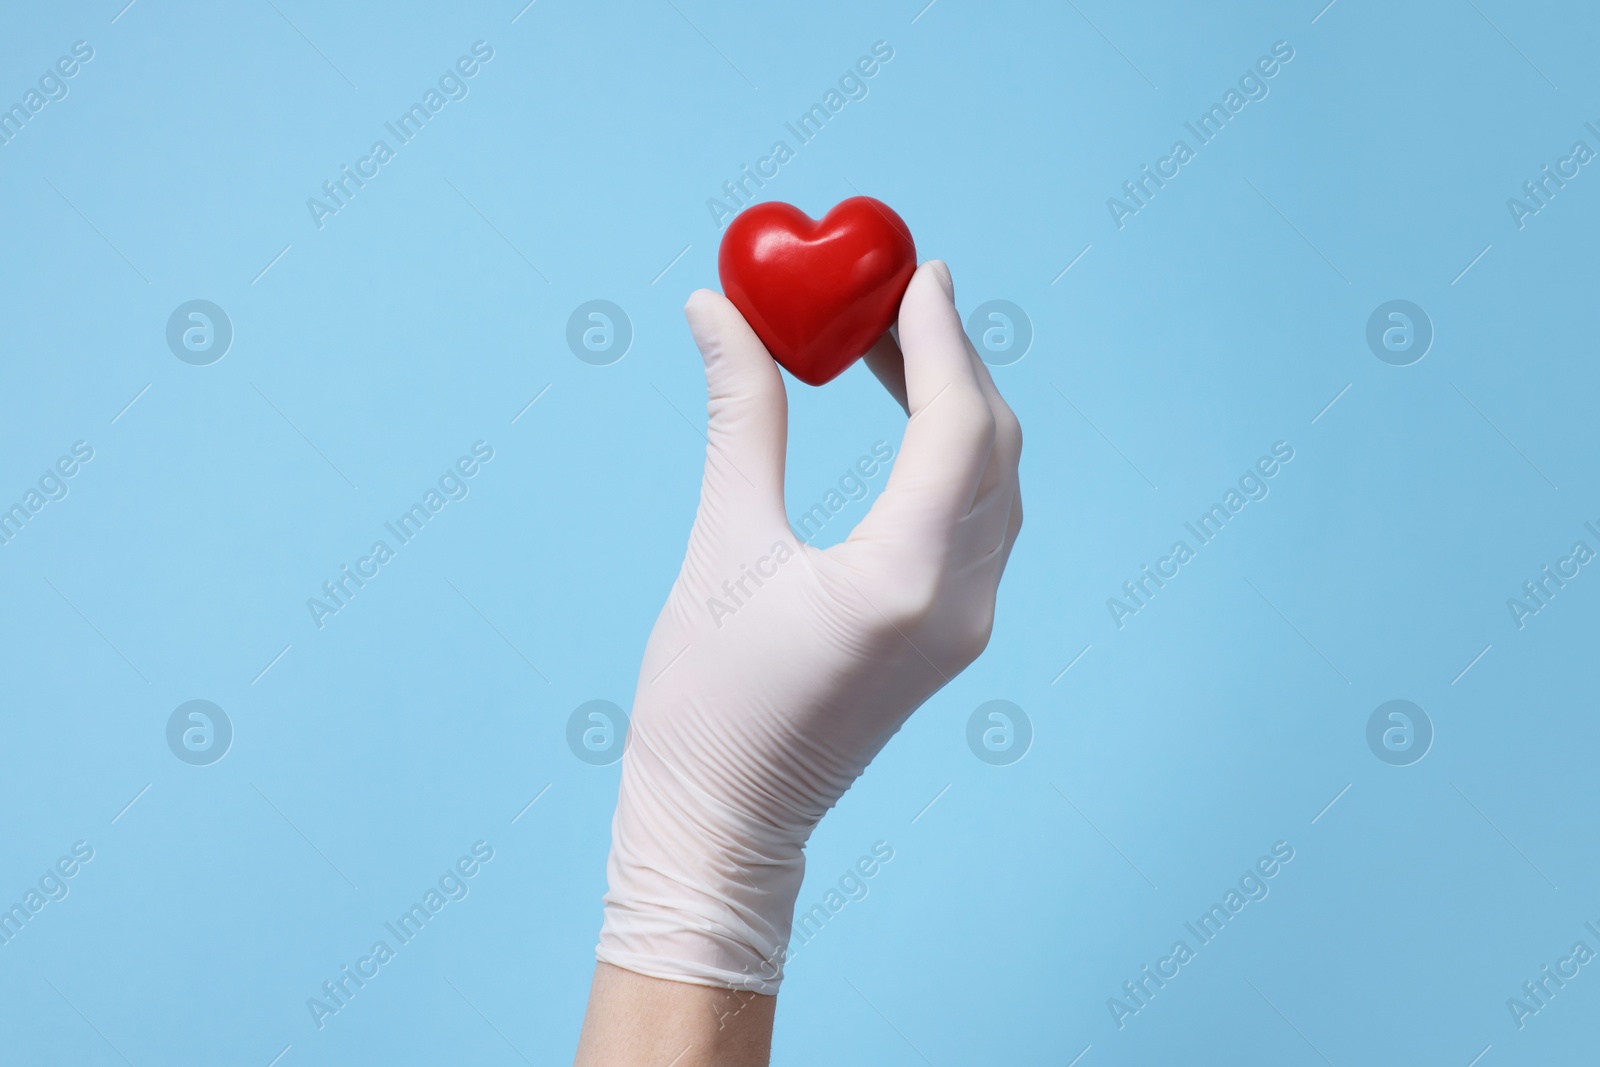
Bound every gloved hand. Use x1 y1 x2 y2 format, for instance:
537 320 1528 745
596 260 1023 994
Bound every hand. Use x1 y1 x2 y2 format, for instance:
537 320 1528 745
596 260 1023 994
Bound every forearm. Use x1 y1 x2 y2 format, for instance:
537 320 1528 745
574 962 775 1067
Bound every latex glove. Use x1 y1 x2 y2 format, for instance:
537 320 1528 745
596 260 1023 994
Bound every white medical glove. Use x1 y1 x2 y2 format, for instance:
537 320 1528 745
596 260 1023 994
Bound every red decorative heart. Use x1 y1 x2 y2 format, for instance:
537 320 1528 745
718 197 917 387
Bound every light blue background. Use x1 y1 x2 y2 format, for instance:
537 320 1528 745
1 1 1596 1063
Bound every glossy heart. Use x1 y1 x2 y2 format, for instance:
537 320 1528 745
718 197 917 386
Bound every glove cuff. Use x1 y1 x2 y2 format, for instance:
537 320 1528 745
596 727 806 994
